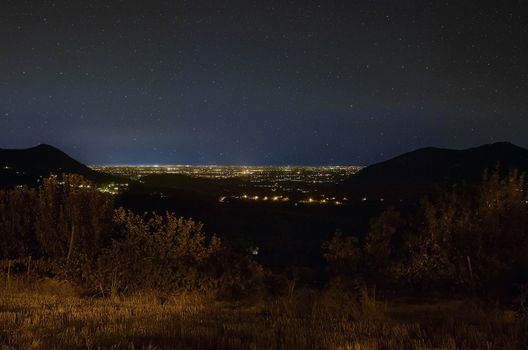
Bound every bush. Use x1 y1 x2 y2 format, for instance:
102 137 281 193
90 208 267 299
396 170 528 294
94 208 223 295
322 229 362 279
0 175 266 299
364 207 402 283
322 169 528 299
34 174 114 263
0 186 36 259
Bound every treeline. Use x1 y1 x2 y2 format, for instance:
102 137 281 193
2 170 528 303
0 174 265 298
324 169 528 300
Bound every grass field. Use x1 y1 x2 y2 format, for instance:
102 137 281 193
1 281 527 350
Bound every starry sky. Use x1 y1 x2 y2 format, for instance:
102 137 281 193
0 1 527 165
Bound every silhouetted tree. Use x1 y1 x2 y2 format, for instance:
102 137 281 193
34 174 114 271
0 186 36 259
393 169 528 295
94 208 224 295
322 230 363 284
364 207 401 283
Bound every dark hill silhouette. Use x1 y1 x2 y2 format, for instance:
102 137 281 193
337 142 528 200
0 144 116 187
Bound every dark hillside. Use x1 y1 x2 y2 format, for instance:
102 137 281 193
0 144 117 187
338 142 528 200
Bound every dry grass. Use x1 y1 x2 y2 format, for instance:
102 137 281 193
0 284 526 349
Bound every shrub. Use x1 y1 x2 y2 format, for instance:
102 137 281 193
0 175 266 298
0 186 36 259
322 229 362 280
393 169 528 296
364 207 402 283
93 208 223 295
322 169 528 299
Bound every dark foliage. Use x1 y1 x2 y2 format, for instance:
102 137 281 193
0 174 265 298
0 144 116 186
325 169 528 300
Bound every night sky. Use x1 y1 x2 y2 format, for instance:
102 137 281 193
1 1 527 165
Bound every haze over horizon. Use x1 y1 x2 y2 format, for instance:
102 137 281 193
1 1 527 165
2 141 524 168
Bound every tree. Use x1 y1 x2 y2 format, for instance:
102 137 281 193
393 168 528 295
34 174 114 265
94 208 224 295
364 207 401 283
0 186 36 259
322 230 362 282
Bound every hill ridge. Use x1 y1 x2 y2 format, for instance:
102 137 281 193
338 142 528 200
0 144 115 187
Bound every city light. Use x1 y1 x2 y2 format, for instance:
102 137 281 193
89 165 363 205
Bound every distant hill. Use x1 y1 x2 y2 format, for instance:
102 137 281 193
0 144 115 187
337 142 528 200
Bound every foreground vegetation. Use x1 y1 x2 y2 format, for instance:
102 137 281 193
0 174 264 298
0 286 526 350
2 170 528 348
